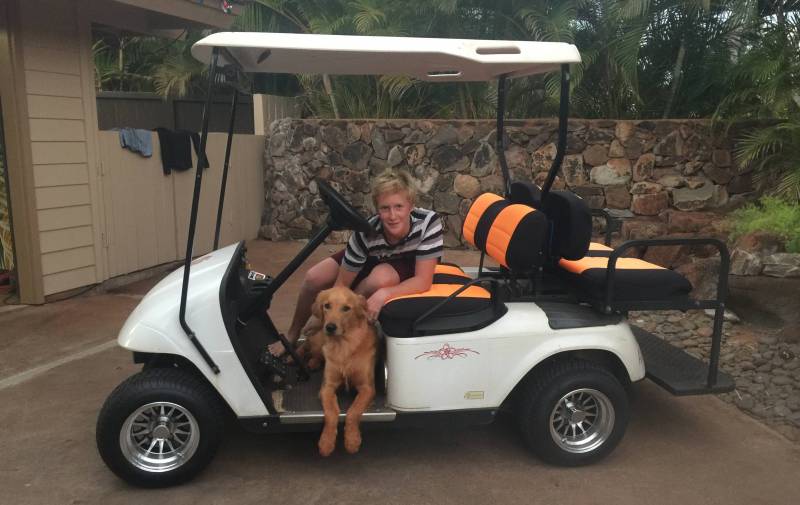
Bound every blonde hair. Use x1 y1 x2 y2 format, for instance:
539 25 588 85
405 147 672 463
371 169 416 206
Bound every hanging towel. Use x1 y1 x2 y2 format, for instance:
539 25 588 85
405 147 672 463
155 128 209 175
118 128 153 157
184 130 210 170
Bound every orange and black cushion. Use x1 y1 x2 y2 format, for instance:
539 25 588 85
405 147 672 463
509 181 542 208
540 190 592 260
379 283 498 337
432 263 471 285
558 256 693 302
379 262 503 337
462 193 547 271
585 242 614 257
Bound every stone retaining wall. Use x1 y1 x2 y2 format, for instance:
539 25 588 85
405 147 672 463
261 118 757 247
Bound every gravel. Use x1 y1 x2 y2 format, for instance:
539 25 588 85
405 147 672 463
631 309 800 443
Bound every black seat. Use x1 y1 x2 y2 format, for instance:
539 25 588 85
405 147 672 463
379 264 502 338
558 255 693 304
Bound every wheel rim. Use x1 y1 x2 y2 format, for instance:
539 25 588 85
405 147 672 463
120 402 200 473
548 388 614 454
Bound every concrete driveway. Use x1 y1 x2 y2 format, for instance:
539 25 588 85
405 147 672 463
1 240 798 505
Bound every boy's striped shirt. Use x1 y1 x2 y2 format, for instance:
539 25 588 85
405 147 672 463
342 208 443 271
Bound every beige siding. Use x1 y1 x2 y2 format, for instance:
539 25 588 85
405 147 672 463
173 134 266 256
37 206 93 232
98 131 265 278
33 164 89 187
24 70 83 98
41 246 95 275
27 96 85 120
34 185 92 209
31 142 88 165
29 119 87 142
42 266 97 295
98 130 179 277
20 0 99 295
15 0 263 296
39 226 94 254
22 45 81 75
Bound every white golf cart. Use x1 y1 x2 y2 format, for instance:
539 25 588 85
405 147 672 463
96 32 734 488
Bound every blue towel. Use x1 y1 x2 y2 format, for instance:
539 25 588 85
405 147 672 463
119 128 153 157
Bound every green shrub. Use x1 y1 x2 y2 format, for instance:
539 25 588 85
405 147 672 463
730 197 800 253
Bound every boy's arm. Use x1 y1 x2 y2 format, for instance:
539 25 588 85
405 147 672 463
335 266 359 288
364 258 437 320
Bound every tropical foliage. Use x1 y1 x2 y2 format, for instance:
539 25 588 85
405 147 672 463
91 0 800 196
730 196 800 252
0 135 13 272
714 3 800 201
93 30 207 96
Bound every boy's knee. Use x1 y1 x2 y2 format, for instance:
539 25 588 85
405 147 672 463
304 270 330 291
368 265 399 288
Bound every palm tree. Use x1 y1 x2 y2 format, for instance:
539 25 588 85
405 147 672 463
715 7 800 200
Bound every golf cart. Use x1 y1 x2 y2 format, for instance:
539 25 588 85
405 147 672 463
96 32 734 488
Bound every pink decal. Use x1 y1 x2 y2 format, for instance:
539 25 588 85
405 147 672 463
415 343 479 360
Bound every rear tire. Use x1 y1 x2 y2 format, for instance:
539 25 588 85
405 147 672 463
517 359 628 466
96 368 225 487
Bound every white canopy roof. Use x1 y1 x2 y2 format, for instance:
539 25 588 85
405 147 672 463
192 32 580 81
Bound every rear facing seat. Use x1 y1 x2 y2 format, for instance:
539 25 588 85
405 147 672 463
380 183 696 336
558 256 693 304
508 181 694 305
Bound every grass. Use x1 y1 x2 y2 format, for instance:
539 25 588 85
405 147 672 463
729 197 800 253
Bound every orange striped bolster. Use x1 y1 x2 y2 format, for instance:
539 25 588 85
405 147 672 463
386 284 490 302
589 242 613 251
559 256 666 274
485 204 533 269
462 193 503 247
434 264 467 277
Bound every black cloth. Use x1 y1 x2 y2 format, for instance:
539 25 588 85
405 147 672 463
541 190 592 260
155 128 209 175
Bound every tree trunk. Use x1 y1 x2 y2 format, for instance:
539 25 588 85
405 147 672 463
663 38 686 119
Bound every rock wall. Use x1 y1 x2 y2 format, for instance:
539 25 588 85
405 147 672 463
261 118 757 247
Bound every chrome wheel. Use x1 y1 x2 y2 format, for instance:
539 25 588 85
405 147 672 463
549 388 614 454
120 402 200 473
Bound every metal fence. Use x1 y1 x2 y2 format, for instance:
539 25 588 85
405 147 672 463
96 91 255 134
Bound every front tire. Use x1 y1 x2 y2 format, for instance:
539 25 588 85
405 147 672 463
96 368 225 487
518 359 628 466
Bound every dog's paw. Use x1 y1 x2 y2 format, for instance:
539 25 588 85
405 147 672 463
318 433 336 457
344 429 362 454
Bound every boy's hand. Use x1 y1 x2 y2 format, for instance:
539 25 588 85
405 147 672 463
366 288 391 321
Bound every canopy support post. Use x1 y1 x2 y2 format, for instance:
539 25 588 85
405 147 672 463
214 90 239 250
179 47 220 374
540 64 571 200
496 74 511 198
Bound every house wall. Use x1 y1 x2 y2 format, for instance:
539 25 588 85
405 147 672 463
4 0 256 300
97 131 265 277
17 0 105 296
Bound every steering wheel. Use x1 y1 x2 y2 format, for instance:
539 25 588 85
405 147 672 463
316 178 373 233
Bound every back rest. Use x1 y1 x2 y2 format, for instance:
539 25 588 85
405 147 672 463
462 193 547 271
541 190 592 260
508 181 593 261
509 181 542 208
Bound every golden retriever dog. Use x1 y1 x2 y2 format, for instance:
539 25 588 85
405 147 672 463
311 286 377 456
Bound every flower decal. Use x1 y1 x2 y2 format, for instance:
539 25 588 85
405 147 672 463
415 343 479 360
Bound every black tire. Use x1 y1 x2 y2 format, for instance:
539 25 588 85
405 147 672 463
96 368 225 487
517 359 628 466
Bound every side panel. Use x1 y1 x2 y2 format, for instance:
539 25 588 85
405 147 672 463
386 302 645 412
118 243 269 417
